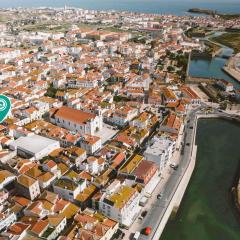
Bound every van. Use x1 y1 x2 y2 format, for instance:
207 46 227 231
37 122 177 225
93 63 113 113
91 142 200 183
133 231 140 240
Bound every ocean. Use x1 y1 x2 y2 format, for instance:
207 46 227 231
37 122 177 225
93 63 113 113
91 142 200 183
0 0 240 15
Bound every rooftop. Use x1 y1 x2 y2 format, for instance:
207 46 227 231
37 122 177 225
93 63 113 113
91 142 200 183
53 106 96 125
105 185 136 209
10 134 59 155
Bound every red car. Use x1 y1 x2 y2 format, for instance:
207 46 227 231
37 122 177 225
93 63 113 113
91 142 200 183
145 227 152 235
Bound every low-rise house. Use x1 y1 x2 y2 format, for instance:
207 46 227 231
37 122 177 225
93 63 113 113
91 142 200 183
181 86 201 105
15 175 41 200
60 209 118 240
53 178 87 202
4 222 30 239
80 156 105 175
0 170 16 190
132 160 159 194
160 113 182 134
50 146 87 168
130 112 157 129
80 134 102 155
162 87 178 104
24 201 49 218
104 106 138 127
0 211 17 232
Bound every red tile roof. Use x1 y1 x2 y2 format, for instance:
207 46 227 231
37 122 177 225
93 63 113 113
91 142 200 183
53 106 96 125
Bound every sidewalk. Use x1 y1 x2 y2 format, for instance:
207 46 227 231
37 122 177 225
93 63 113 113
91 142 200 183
122 150 181 239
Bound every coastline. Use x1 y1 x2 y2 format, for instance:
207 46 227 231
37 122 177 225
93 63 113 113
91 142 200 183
231 159 240 220
1 1 240 16
222 55 240 83
147 110 240 240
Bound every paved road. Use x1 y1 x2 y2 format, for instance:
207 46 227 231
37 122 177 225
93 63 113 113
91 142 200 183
120 106 199 240
119 105 239 240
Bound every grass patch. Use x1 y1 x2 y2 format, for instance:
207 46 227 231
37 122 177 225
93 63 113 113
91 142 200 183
211 32 240 53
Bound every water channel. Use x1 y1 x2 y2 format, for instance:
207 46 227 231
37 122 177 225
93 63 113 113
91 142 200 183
188 32 240 89
161 119 240 240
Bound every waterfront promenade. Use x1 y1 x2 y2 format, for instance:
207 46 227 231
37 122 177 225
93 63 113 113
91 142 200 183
223 54 240 83
137 106 240 240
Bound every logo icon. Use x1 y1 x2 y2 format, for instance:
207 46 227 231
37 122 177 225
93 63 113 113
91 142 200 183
0 95 11 123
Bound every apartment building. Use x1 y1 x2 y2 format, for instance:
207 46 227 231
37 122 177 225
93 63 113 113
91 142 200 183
144 136 176 173
99 180 141 226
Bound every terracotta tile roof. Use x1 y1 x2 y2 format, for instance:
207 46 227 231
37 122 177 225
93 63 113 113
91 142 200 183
133 160 158 184
53 106 96 125
8 222 30 235
39 190 58 204
0 170 15 184
12 196 31 207
17 174 37 188
30 220 49 236
110 152 125 168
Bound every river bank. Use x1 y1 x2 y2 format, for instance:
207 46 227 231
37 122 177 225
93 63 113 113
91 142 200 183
187 31 240 88
223 54 240 83
211 32 240 53
161 118 240 240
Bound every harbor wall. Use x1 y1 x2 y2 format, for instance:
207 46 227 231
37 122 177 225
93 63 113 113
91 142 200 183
151 112 240 240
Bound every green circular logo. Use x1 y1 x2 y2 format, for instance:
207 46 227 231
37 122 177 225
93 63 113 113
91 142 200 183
0 95 11 123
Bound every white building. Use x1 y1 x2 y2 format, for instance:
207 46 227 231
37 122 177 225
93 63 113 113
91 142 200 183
144 136 176 173
0 211 17 231
0 170 16 190
105 106 138 127
0 48 21 61
217 80 234 92
80 156 105 175
50 106 102 136
80 135 102 154
99 180 141 226
9 134 60 160
53 178 86 201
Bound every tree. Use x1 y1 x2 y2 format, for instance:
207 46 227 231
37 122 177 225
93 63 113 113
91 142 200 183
167 66 175 72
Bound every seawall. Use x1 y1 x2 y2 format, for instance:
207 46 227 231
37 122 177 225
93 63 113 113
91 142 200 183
150 112 240 240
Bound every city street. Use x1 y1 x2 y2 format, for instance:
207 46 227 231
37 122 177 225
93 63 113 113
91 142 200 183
122 131 184 239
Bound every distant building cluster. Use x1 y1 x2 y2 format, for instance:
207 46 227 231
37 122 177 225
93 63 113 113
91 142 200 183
0 5 235 240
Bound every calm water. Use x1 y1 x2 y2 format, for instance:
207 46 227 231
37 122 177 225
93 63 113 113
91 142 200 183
161 119 240 240
189 57 240 89
1 0 240 15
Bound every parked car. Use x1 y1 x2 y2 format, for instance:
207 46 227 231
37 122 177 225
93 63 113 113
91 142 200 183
157 193 163 199
132 231 140 240
141 210 148 217
170 164 176 168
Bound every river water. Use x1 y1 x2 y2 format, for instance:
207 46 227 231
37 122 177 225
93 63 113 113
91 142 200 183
188 57 240 89
161 119 240 240
188 32 240 89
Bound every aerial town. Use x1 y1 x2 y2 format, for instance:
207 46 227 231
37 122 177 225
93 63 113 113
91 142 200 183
0 6 239 240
